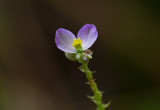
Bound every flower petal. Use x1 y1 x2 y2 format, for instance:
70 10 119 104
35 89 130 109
55 28 76 53
77 24 98 50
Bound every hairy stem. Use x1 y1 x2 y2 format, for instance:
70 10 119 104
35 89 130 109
79 61 106 110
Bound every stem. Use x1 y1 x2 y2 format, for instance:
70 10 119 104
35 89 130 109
80 61 106 110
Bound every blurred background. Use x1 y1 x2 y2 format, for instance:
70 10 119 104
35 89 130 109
0 0 160 110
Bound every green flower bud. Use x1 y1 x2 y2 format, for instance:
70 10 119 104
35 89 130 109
76 53 81 59
87 55 92 59
65 52 77 61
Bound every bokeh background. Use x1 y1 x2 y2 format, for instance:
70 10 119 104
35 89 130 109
0 0 160 110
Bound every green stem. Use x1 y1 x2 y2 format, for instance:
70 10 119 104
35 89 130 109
80 61 106 110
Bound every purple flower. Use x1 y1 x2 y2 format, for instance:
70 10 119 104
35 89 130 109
55 24 98 53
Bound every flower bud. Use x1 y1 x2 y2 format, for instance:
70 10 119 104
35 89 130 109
87 55 92 59
76 53 81 59
82 53 92 61
65 52 77 61
83 56 88 61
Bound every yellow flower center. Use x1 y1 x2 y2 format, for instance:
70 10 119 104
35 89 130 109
72 37 83 47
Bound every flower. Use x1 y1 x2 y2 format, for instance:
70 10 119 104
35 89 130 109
55 24 98 53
